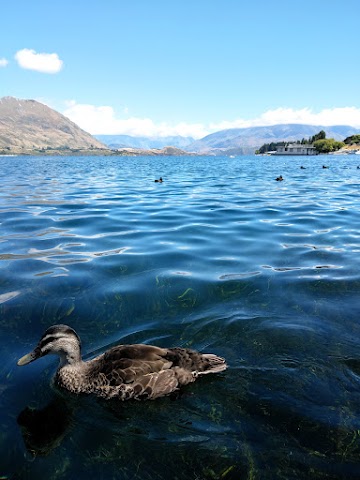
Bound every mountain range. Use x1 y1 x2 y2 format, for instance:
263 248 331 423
1 96 360 155
97 124 360 155
0 96 106 152
184 124 360 155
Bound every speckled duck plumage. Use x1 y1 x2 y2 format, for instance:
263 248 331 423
17 324 227 400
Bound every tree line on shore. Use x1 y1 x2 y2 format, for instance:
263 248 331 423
256 131 360 154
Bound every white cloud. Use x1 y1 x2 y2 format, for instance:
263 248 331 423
251 107 360 128
209 107 360 131
15 48 63 74
62 101 360 139
0 58 8 67
63 101 209 138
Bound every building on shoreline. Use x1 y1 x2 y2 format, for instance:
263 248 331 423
272 144 317 155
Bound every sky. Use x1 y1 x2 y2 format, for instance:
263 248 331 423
1 0 360 139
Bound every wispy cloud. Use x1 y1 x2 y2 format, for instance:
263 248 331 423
63 101 360 138
213 107 360 130
0 58 9 67
15 48 63 74
63 101 208 138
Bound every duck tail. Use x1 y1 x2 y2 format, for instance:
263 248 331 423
197 354 227 375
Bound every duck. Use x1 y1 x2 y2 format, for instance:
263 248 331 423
322 165 329 169
154 177 163 183
17 324 227 401
275 175 284 181
300 166 306 169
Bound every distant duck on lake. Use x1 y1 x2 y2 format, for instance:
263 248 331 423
154 177 163 183
275 175 284 181
300 166 306 169
322 166 329 169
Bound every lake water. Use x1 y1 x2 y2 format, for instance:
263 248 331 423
1 154 360 479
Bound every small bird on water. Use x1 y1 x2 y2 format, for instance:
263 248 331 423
275 175 284 181
17 324 227 400
154 177 163 183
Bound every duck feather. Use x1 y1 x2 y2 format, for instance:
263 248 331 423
17 325 227 401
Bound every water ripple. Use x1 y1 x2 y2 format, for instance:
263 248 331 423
1 155 360 479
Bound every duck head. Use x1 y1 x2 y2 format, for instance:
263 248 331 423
17 324 82 367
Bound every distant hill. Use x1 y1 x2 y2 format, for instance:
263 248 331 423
0 96 106 151
113 146 194 156
184 124 360 155
96 134 194 150
97 124 360 156
1 98 359 157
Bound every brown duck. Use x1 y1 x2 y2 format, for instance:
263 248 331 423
17 324 227 400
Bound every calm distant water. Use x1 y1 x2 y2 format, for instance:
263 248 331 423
1 154 360 479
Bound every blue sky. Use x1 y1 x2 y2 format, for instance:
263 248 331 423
1 0 360 138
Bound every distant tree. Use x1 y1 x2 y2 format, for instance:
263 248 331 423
256 130 332 153
344 134 360 145
256 141 286 154
313 138 344 153
310 130 326 143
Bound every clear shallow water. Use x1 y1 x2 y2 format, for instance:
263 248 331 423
1 154 360 479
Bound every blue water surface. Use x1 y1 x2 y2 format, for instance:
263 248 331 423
1 154 360 479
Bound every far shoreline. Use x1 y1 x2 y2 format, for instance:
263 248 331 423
0 145 359 157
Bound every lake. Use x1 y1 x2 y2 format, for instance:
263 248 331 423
1 154 360 479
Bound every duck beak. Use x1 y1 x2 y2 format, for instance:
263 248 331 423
17 351 39 366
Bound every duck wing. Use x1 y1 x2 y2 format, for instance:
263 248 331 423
85 344 226 400
98 344 226 378
85 344 183 400
90 344 171 384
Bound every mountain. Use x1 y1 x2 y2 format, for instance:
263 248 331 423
1 97 359 157
98 124 360 156
0 96 106 151
95 134 194 150
184 124 360 154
